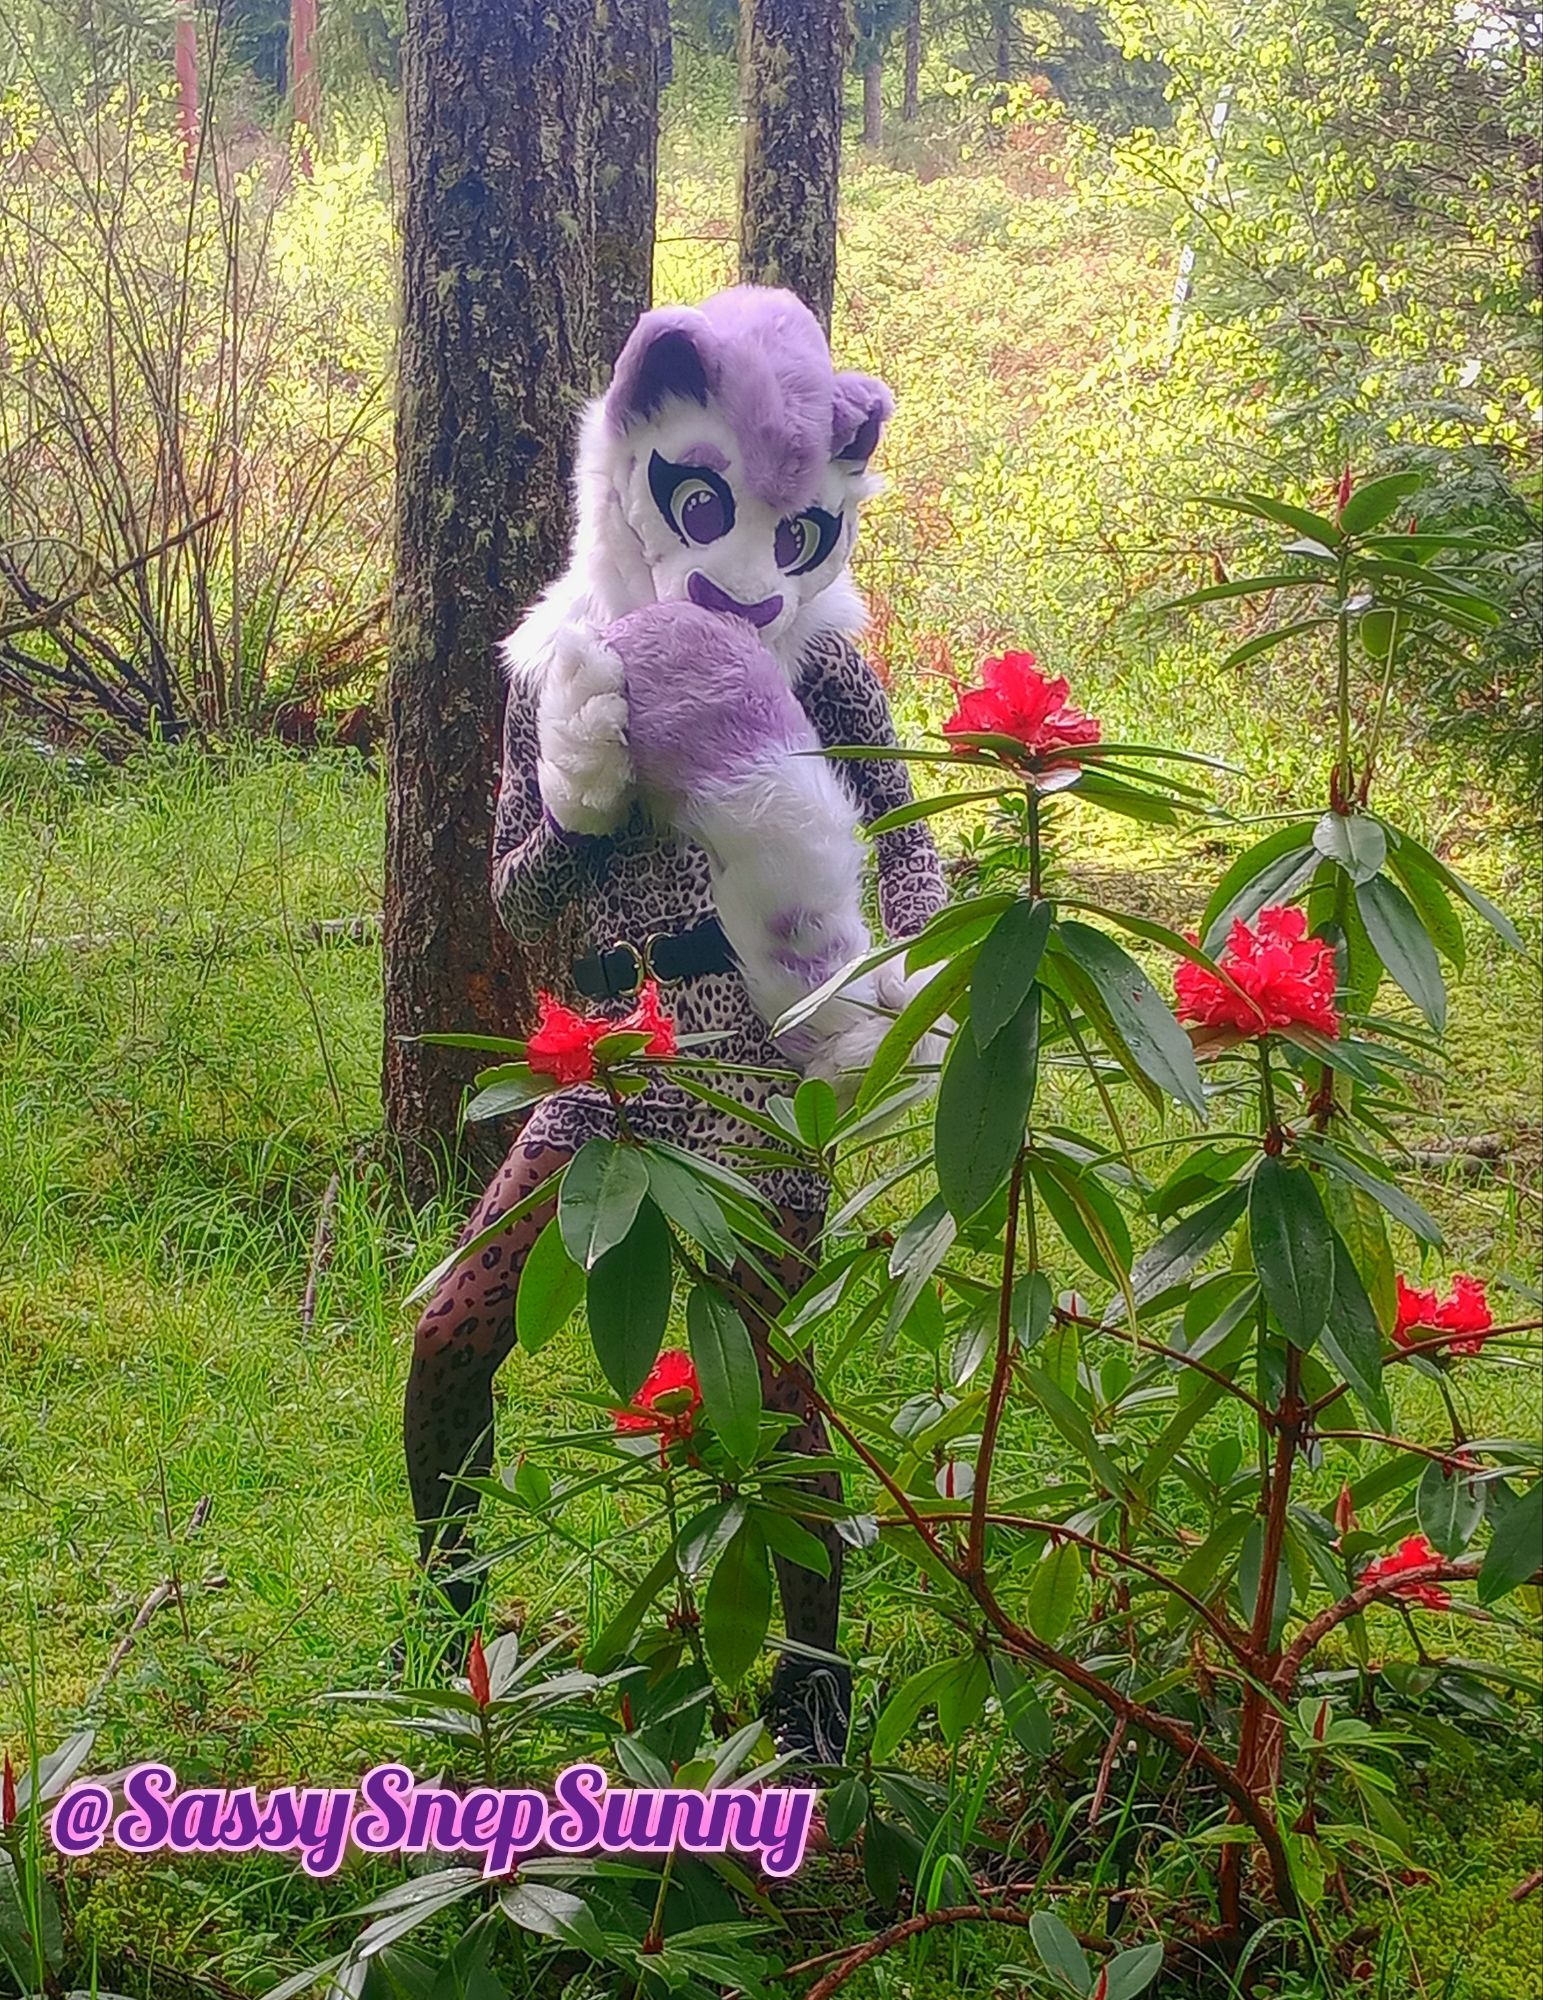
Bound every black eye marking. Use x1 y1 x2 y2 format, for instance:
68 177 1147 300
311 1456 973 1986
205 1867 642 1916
648 452 736 547
775 506 843 576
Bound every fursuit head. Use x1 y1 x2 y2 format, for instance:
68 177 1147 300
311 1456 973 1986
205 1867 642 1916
503 284 935 1087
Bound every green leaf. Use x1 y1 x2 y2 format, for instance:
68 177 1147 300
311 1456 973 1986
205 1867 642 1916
559 1138 650 1269
1338 470 1424 535
464 1068 557 1121
1199 489 1342 544
1394 839 1522 953
1201 821 1317 950
1321 1229 1391 1429
972 897 1053 1050
1160 570 1311 612
1478 1482 1542 1603
990 1655 1053 1757
824 1776 868 1844
856 949 977 1110
793 1077 840 1150
872 1657 962 1763
1028 1539 1084 1644
588 1546 678 1671
1416 1460 1484 1558
1384 838 1465 971
935 991 1039 1221
1124 1183 1247 1313
1030 1152 1133 1290
586 1196 672 1398
1299 1135 1442 1248
1313 811 1387 885
1104 1940 1166 1999
1249 1158 1334 1348
752 1504 832 1578
641 1148 738 1268
1073 770 1180 826
1052 921 1206 1116
1356 874 1447 1031
687 1286 762 1468
516 1217 585 1354
1029 1907 1092 1995
1221 615 1334 672
703 1519 772 1684
936 1652 992 1744
499 1881 608 1956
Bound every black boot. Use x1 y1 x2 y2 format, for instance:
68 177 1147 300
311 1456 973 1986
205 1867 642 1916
765 1652 853 1768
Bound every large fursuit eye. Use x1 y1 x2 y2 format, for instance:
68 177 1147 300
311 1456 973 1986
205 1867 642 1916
774 508 841 576
649 452 734 546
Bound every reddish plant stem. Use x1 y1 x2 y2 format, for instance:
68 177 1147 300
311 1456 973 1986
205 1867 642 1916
801 1385 1300 1914
967 1149 1027 1574
1317 1428 1482 1468
1307 1321 1543 1421
1221 1341 1304 1928
894 1511 1255 1666
797 1904 1072 2000
1273 1558 1488 1690
1054 1305 1278 1424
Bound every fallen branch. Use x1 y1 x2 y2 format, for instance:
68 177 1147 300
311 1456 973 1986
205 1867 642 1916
795 1905 1064 2000
88 1495 219 1702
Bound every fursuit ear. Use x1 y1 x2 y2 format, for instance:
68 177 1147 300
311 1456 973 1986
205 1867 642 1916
607 307 719 429
831 371 895 469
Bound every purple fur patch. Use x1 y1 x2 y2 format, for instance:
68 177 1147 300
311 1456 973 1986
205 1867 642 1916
687 573 783 627
605 287 894 513
604 601 814 797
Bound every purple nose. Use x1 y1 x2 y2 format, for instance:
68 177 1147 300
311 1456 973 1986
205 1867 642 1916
687 572 783 629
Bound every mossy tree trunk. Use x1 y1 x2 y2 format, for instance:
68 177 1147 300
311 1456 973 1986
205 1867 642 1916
593 0 664 372
862 57 883 147
738 0 847 335
384 0 594 1198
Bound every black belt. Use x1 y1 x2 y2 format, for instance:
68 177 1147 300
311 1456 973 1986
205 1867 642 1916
572 915 735 1001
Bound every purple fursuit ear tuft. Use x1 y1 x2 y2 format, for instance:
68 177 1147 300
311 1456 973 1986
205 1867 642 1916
607 309 718 430
830 370 896 466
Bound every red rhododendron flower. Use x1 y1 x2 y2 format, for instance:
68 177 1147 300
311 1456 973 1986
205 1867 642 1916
1174 905 1340 1039
1336 465 1354 517
613 1349 702 1451
1358 1533 1451 1612
1392 1272 1495 1356
526 993 604 1084
467 1630 491 1708
942 650 1101 780
2 1753 15 1828
620 980 677 1058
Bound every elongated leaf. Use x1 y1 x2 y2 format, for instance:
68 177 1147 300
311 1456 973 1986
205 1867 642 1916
1105 1940 1166 1999
936 1652 992 1744
1160 570 1311 612
1478 1481 1542 1603
1028 1540 1084 1645
586 1197 672 1397
687 1285 762 1467
1396 839 1522 952
990 1655 1053 1757
1249 1157 1333 1348
867 786 1006 834
972 897 1053 1050
1053 921 1206 1115
703 1519 772 1684
857 950 976 1109
1031 1152 1133 1290
465 1070 558 1121
1338 470 1424 535
1199 489 1342 543
1313 810 1387 885
500 1881 608 1955
1201 821 1317 948
1385 839 1465 971
1298 1134 1442 1248
1030 1907 1092 1993
641 1148 738 1268
872 1656 963 1763
559 1138 649 1269
1321 1229 1391 1428
588 1546 678 1670
1357 873 1447 1030
753 1505 832 1578
1222 615 1333 671
1122 1182 1247 1315
935 991 1039 1221
1416 1460 1484 1558
1073 770 1180 826
516 1216 585 1354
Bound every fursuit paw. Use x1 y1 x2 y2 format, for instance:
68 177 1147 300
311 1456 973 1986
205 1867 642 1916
536 626 635 835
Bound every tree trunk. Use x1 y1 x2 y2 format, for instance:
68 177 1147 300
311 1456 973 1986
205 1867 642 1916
862 58 883 148
993 1 1013 84
291 0 319 175
593 0 663 374
174 0 198 175
384 0 593 1198
738 0 847 335
902 0 921 121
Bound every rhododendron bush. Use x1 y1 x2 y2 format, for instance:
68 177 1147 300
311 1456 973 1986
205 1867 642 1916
360 473 1539 1995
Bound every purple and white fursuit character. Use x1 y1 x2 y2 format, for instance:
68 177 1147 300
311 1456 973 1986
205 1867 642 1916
503 286 932 1083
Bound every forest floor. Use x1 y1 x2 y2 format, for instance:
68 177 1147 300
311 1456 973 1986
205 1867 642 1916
2 105 1540 2000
